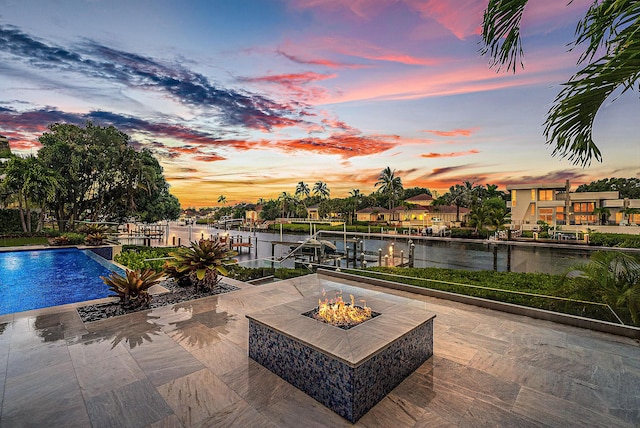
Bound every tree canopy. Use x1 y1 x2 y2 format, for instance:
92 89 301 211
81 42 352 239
576 177 640 199
481 0 640 166
29 121 180 229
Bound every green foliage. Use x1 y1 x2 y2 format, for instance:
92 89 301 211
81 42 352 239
449 228 491 239
35 122 180 229
576 178 640 200
558 252 640 325
482 0 640 166
0 236 50 247
225 265 275 281
165 239 237 292
49 233 86 246
274 268 311 280
114 248 174 271
588 233 640 249
101 268 164 309
84 233 107 246
347 266 621 323
0 209 38 233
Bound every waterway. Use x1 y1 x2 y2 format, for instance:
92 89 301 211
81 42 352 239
116 222 633 275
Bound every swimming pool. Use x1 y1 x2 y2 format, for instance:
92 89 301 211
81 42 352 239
0 248 125 316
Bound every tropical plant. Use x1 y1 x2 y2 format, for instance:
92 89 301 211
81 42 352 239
559 251 640 325
84 233 108 246
375 167 403 219
101 268 164 309
217 195 227 205
49 232 86 246
622 207 640 224
295 181 311 199
2 155 60 232
313 181 330 200
164 239 237 292
592 206 611 225
481 0 640 166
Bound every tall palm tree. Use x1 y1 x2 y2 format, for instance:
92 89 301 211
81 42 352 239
295 181 310 199
313 181 330 200
278 192 295 218
592 206 611 225
217 195 227 206
3 156 59 232
481 0 640 167
375 167 403 219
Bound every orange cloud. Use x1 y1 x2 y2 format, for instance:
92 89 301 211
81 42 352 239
421 149 479 158
193 154 226 162
275 133 398 158
422 128 474 137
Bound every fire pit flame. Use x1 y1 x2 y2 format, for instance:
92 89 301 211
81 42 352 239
315 294 373 328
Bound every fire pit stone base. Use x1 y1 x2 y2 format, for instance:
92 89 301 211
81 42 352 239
247 294 435 422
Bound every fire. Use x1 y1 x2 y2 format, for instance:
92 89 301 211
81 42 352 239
315 293 372 327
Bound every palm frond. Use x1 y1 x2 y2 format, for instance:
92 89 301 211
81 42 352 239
480 0 528 73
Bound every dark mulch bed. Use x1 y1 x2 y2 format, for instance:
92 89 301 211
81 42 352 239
77 279 240 323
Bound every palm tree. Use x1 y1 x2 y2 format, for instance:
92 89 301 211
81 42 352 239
560 252 640 325
375 167 403 220
622 207 640 224
481 0 640 167
217 195 227 206
3 156 60 232
278 192 296 218
592 206 611 225
313 181 330 200
295 181 310 199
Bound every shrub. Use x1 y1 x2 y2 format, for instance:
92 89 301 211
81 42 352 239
164 239 237 292
114 248 174 271
588 232 640 249
225 265 276 281
274 268 311 280
49 233 86 246
101 268 164 309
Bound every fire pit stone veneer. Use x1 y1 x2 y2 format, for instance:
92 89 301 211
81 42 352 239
247 294 435 422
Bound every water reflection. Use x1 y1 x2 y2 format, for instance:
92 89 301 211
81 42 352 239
83 313 163 349
167 300 236 349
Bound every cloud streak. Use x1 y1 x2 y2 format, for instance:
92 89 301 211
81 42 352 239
0 25 300 130
421 149 479 158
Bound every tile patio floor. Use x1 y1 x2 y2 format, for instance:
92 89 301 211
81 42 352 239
0 273 638 427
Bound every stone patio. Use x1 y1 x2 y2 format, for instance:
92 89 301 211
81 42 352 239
0 272 638 427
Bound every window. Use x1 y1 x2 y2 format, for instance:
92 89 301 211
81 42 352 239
531 189 536 200
539 208 553 223
531 204 535 216
573 202 595 213
511 191 516 207
539 190 554 201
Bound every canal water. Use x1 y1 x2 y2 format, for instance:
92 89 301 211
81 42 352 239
121 223 614 275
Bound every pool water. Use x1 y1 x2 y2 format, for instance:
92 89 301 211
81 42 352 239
0 248 125 316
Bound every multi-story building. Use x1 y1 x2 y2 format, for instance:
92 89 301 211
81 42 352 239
507 180 640 232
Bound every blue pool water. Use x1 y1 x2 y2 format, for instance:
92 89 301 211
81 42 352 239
0 248 125 316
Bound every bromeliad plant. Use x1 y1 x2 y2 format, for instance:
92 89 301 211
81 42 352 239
101 268 164 309
164 239 237 293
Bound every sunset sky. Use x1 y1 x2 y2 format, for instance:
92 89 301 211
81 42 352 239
1 0 638 207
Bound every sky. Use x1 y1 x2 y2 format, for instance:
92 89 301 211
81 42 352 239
0 0 638 207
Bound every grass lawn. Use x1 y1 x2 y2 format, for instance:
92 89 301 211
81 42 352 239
0 237 49 247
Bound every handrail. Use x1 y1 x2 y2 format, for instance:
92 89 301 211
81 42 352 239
340 268 626 325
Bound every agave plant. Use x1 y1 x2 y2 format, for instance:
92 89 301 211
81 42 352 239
164 239 237 293
85 232 107 246
101 268 164 309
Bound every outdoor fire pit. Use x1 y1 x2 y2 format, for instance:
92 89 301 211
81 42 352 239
247 291 435 422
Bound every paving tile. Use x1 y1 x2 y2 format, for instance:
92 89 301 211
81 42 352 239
260 387 352 427
147 413 185 428
157 368 244 427
191 338 248 377
6 340 71 379
128 334 204 387
191 399 275 428
512 386 631 427
219 359 299 411
73 347 147 398
357 392 426 427
2 361 91 427
85 378 172 428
